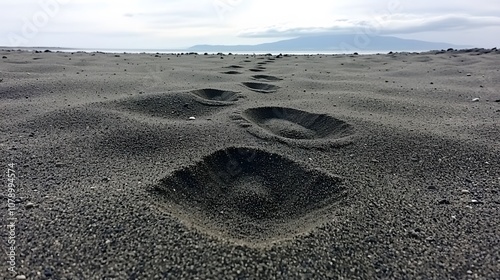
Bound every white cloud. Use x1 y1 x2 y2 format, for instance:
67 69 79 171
239 14 500 38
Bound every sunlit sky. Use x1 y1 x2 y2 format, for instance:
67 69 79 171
2 0 500 49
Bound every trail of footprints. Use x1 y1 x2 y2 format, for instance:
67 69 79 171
36 55 356 245
143 55 356 245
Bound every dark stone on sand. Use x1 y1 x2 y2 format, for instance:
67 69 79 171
438 199 451 205
44 267 54 277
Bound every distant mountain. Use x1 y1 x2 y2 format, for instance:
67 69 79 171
188 34 469 53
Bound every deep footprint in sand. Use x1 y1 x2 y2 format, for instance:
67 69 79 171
149 147 346 245
242 82 279 93
238 106 354 147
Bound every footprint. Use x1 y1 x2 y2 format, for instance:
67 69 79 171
190 88 241 105
242 82 279 93
225 65 244 69
221 71 242 75
251 75 283 82
240 107 354 147
149 147 346 245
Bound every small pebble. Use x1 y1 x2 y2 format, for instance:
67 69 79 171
16 275 27 280
461 189 470 194
26 202 34 209
438 199 451 205
188 116 196 120
466 73 472 76
472 98 479 102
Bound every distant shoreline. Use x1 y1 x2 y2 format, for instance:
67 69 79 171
0 46 497 55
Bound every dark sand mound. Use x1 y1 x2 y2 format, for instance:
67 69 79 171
221 71 242 75
150 147 345 245
23 107 120 132
240 107 354 147
242 82 279 93
249 68 264 72
109 92 231 119
251 75 283 81
190 88 241 105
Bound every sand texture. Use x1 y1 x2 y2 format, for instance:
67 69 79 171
1 49 499 279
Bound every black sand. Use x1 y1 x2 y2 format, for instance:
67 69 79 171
0 49 499 279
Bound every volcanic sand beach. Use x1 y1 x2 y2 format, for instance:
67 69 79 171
1 49 499 279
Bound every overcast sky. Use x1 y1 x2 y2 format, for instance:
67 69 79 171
2 0 500 49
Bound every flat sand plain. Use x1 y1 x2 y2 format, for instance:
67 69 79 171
1 49 499 279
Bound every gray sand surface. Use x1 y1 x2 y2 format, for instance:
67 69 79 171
1 49 499 279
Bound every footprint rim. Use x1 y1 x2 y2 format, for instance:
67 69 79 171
251 75 283 81
241 82 280 93
240 106 354 147
190 88 241 105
